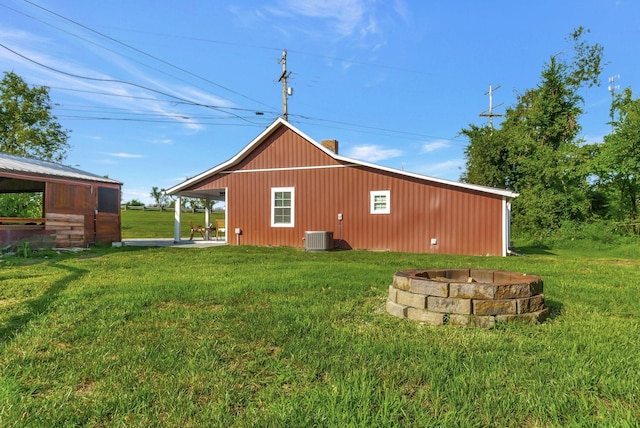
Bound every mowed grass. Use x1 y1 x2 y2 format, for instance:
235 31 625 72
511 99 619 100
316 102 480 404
121 209 224 239
1 225 640 425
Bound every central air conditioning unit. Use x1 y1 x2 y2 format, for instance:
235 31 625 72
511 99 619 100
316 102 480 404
305 231 334 251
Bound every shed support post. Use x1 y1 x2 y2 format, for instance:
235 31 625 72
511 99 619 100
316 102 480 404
174 196 181 243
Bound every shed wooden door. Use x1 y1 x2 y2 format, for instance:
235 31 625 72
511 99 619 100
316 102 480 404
95 212 121 243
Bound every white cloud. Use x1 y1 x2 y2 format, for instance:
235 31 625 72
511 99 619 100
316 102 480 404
274 0 371 38
345 144 402 162
421 140 450 153
149 138 173 145
121 187 153 204
582 134 604 145
106 152 144 159
415 159 465 179
246 0 399 48
392 0 410 23
0 24 223 134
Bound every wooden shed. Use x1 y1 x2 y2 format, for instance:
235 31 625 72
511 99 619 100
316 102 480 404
167 119 518 256
0 152 122 249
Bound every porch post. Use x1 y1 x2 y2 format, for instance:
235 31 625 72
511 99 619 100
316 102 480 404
205 197 211 239
174 196 181 243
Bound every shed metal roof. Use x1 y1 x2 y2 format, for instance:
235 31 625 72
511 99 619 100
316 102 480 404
0 152 122 185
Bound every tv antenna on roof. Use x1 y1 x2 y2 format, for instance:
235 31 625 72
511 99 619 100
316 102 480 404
278 50 293 121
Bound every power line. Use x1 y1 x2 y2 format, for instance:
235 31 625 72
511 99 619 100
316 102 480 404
8 45 465 145
78 26 439 78
0 42 271 125
45 85 280 116
20 0 278 111
4 5 468 147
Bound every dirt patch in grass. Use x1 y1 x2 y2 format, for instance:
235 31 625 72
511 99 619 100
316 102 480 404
154 301 223 312
590 259 640 266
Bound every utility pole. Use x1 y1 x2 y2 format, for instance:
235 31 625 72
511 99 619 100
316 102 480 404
479 84 503 129
278 50 292 121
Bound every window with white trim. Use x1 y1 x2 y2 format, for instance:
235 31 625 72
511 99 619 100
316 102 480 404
370 190 390 214
271 187 295 227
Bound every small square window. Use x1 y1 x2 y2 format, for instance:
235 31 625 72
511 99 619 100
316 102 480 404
271 187 295 227
370 190 390 214
98 187 120 213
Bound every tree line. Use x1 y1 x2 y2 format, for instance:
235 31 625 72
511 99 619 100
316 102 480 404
124 187 205 211
461 27 640 240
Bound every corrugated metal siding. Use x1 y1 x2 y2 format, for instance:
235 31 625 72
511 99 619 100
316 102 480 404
228 127 342 171
191 163 503 255
184 127 505 256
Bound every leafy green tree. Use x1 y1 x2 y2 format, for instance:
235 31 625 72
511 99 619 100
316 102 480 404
460 124 511 188
0 193 42 218
461 28 604 238
0 71 71 217
0 71 70 162
150 186 167 207
124 199 144 207
594 88 640 228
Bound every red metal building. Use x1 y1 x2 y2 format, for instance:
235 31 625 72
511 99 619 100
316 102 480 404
167 119 517 256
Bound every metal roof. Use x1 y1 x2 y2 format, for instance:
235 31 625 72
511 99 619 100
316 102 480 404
0 152 122 185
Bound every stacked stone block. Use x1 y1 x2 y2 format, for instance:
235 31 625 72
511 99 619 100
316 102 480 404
386 269 549 327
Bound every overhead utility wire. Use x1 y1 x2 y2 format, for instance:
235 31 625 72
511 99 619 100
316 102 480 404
6 7 461 143
56 115 267 126
21 0 278 111
22 55 461 142
94 27 437 78
290 113 465 143
2 1 228 103
0 42 267 125
45 85 280 116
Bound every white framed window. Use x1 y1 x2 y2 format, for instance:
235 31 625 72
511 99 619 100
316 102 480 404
271 187 295 227
370 190 390 214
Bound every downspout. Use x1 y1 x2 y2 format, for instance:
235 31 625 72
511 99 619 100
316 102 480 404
503 197 517 256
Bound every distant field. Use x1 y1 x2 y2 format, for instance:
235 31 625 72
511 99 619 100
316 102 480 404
121 209 224 239
1 240 639 426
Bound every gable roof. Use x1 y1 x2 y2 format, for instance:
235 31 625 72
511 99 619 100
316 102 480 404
166 118 518 199
0 152 122 185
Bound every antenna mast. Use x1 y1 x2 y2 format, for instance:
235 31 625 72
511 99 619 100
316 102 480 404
479 84 503 129
608 74 620 129
278 50 292 121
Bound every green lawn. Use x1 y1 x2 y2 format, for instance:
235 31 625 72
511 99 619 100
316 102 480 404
1 229 639 425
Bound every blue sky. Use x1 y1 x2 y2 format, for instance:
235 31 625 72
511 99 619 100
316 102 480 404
1 0 638 204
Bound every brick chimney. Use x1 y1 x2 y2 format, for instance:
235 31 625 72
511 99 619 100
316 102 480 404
321 139 339 154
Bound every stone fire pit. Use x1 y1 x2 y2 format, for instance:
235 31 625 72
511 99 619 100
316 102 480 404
386 268 549 327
